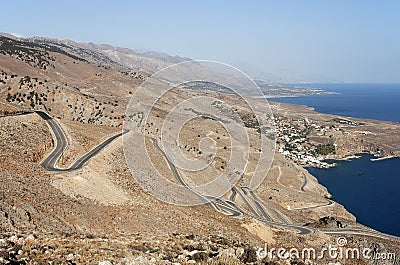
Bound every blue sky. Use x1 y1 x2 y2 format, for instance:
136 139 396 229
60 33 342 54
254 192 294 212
1 1 399 83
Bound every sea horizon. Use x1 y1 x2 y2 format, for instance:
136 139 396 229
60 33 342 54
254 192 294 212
268 83 400 123
269 84 400 236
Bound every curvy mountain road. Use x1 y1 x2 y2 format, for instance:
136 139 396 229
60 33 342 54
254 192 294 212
284 173 336 210
152 136 400 240
35 111 400 241
151 137 314 234
37 111 125 172
150 137 219 212
300 172 308 192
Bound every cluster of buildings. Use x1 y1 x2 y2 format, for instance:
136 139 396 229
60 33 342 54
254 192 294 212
273 116 337 168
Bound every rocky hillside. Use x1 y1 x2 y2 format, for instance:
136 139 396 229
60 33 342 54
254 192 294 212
0 33 399 264
82 43 192 74
2 33 191 74
0 35 145 126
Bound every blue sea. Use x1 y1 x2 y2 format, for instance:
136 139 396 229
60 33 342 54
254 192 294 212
269 83 400 236
307 155 400 237
270 83 400 123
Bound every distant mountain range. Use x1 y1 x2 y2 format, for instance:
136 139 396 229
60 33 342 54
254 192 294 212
0 32 334 99
1 33 192 74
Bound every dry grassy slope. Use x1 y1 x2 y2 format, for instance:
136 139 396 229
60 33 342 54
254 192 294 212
255 153 356 224
136 88 356 225
1 38 399 264
2 102 397 264
0 113 372 264
0 48 143 127
57 119 120 167
0 113 274 246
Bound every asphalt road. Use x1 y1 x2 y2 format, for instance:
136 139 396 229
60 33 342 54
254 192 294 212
37 111 69 171
152 135 400 240
151 137 314 234
301 173 308 192
37 111 125 172
151 137 219 211
36 112 400 241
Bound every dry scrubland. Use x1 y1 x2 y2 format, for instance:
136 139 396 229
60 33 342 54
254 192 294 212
0 35 399 264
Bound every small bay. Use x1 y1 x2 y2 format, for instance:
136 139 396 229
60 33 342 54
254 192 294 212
307 154 400 237
269 83 400 236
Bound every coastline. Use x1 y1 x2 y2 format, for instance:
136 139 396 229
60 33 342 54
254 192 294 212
267 83 400 124
335 154 362 161
267 90 400 235
370 155 394 161
266 91 400 169
306 154 400 237
319 153 398 168
304 152 399 169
